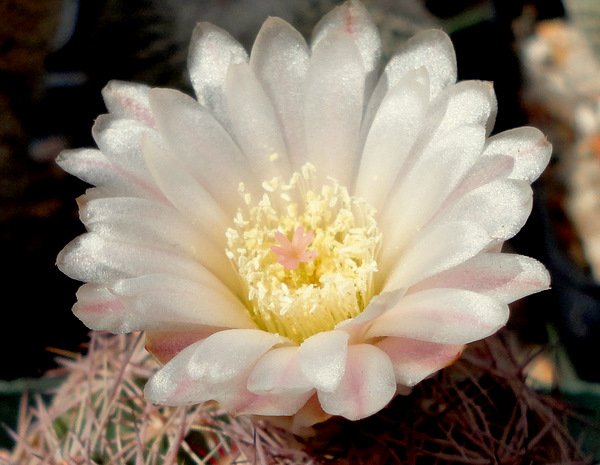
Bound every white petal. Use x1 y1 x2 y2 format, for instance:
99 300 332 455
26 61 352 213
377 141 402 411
148 88 259 214
187 329 286 383
381 29 456 100
482 127 552 183
378 124 487 267
141 135 230 245
56 149 160 198
304 29 365 186
187 22 248 125
225 62 291 181
247 346 314 396
298 330 349 392
354 68 430 209
101 80 154 127
57 233 218 285
430 178 533 244
366 288 509 345
410 253 551 304
375 337 463 386
219 386 313 417
317 344 396 421
382 221 491 290
443 155 515 208
109 274 254 330
92 115 155 179
250 17 310 165
433 80 497 137
312 0 382 89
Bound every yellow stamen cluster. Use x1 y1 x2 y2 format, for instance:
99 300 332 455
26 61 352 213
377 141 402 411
225 164 381 344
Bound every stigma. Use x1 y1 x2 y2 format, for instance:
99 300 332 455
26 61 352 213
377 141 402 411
271 226 319 270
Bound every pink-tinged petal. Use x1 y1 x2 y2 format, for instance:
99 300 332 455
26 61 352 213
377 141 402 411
187 330 287 384
187 22 248 126
225 62 291 181
429 178 533 245
382 221 491 291
141 135 230 245
355 68 430 210
101 80 155 127
145 329 219 364
375 337 464 386
148 88 260 215
144 341 214 406
409 253 551 304
247 346 314 396
145 330 288 407
250 17 309 165
291 394 332 432
482 127 552 183
317 344 396 421
109 274 254 331
366 288 509 345
304 29 365 187
312 0 382 90
71 283 127 333
220 386 313 417
298 330 349 392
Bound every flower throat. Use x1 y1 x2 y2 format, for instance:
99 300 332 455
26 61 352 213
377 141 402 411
225 164 381 344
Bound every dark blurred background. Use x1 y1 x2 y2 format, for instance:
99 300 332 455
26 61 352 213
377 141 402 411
2 0 594 449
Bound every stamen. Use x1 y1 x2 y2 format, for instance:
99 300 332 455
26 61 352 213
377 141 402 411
271 226 319 270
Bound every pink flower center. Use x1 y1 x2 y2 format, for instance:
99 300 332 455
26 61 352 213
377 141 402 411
270 226 319 270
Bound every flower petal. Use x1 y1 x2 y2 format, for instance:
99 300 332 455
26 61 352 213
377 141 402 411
187 329 287 383
101 80 155 127
250 17 310 165
380 29 456 101
225 62 291 181
354 68 430 209
141 135 230 244
375 337 463 386
366 288 509 345
187 22 248 125
317 344 396 421
144 329 287 406
108 274 254 331
383 221 491 290
409 253 551 304
78 196 233 285
482 127 552 183
57 233 217 285
145 329 220 364
429 178 533 244
148 87 260 214
304 29 365 187
298 330 349 392
378 124 487 265
71 283 128 332
247 346 314 396
312 0 382 89
56 149 160 198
